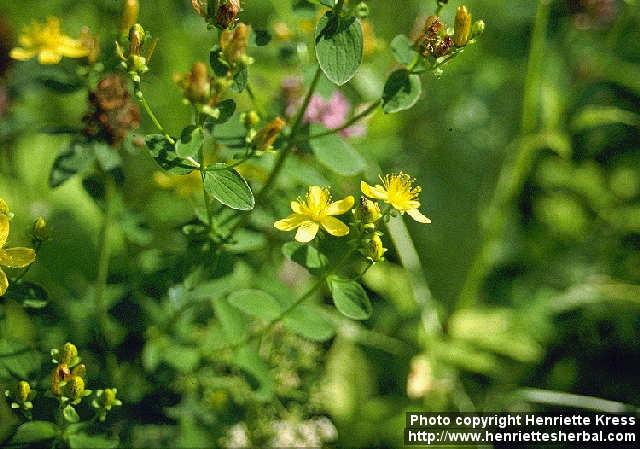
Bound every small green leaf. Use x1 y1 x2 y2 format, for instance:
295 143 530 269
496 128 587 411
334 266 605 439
204 165 255 210
309 125 366 175
283 305 335 341
228 289 282 321
329 277 372 320
253 29 272 46
282 241 328 274
63 404 80 423
315 12 363 86
382 69 422 113
49 142 96 188
204 99 237 129
390 34 418 66
145 134 195 175
212 297 248 345
68 433 118 449
209 45 230 76
10 421 57 444
176 126 204 158
232 66 249 93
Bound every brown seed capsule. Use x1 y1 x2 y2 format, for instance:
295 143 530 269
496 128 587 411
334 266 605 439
215 0 241 30
185 62 211 104
220 22 250 66
454 5 472 47
253 117 286 151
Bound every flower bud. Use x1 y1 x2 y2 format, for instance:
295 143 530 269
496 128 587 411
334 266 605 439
128 23 146 57
252 117 285 151
355 2 369 18
60 342 78 365
17 381 31 403
72 363 86 378
52 363 70 396
472 19 485 37
32 217 49 241
121 0 140 33
183 62 211 104
354 197 381 224
192 0 208 17
63 376 85 402
364 233 386 262
242 110 260 128
220 23 251 66
0 198 8 215
215 0 241 30
454 5 472 47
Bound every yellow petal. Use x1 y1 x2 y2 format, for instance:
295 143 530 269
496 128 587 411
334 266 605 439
307 186 329 210
407 208 431 224
0 268 7 296
38 49 63 64
391 199 420 212
294 221 320 243
274 214 307 231
320 216 349 237
0 214 9 248
326 195 355 216
59 38 90 58
0 248 36 268
361 181 388 201
9 47 36 61
290 201 304 215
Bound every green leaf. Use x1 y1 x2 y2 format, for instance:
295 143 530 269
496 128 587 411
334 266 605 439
315 12 363 86
253 29 272 46
176 126 204 158
212 297 247 345
203 165 255 210
382 69 422 113
228 289 282 321
282 241 328 274
93 143 122 171
283 305 335 341
204 99 237 129
209 45 230 76
309 125 366 175
236 345 275 400
232 66 248 93
571 106 640 131
68 433 118 449
10 421 57 444
49 142 96 188
145 134 195 175
63 404 80 423
329 277 372 320
390 34 418 66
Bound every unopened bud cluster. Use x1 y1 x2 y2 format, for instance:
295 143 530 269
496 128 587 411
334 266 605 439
192 0 241 30
353 198 386 262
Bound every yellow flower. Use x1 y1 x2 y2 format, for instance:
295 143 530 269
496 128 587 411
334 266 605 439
0 213 36 296
153 171 202 198
10 17 89 65
361 173 431 223
274 186 354 243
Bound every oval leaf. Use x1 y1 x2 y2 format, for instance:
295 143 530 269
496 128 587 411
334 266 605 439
63 404 80 423
203 164 255 210
309 125 366 175
10 421 57 444
315 13 363 86
390 34 418 66
228 289 282 322
283 305 335 341
282 241 328 274
329 277 372 320
382 69 422 114
176 126 204 158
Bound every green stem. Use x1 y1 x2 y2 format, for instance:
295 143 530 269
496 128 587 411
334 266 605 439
521 0 551 134
215 248 355 352
136 89 175 144
95 176 115 342
223 66 324 236
457 0 551 309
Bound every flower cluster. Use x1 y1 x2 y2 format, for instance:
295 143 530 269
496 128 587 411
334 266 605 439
0 199 36 297
192 0 242 30
414 5 484 60
4 380 34 415
274 173 430 261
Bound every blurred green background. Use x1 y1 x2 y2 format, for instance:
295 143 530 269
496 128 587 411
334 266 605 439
1 0 639 447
